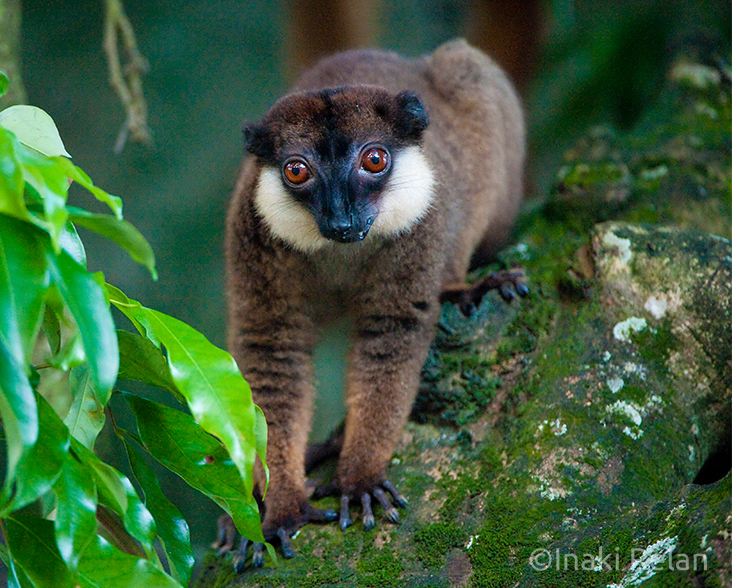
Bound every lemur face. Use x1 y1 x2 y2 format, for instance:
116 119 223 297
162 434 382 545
244 86 436 252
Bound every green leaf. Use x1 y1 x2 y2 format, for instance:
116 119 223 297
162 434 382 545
42 304 61 355
9 393 70 513
1 541 37 588
47 326 86 371
70 438 157 560
64 364 106 449
0 71 8 97
68 206 156 279
125 394 264 542
71 439 127 513
60 159 123 219
124 438 194 585
0 105 71 158
15 143 70 252
117 330 184 402
0 338 38 501
254 405 269 489
58 220 87 267
6 511 182 588
75 533 183 588
107 285 263 498
5 552 35 588
46 245 118 403
0 214 50 365
53 452 97 569
5 513 75 588
0 222 44 494
0 128 26 219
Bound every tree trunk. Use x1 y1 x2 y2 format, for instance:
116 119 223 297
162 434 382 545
195 51 731 588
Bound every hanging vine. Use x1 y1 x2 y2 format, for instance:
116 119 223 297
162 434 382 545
103 0 151 152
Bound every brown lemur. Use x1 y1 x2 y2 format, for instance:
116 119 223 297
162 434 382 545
220 38 525 567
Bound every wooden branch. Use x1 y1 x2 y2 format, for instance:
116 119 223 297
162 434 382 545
103 0 151 152
0 0 27 108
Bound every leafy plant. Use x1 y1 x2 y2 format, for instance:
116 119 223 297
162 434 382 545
0 71 267 587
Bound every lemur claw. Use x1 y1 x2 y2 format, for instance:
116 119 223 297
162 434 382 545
336 480 407 532
340 495 353 530
213 514 236 556
361 493 375 530
277 528 296 559
217 504 337 571
252 542 265 568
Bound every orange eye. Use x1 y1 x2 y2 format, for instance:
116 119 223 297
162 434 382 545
361 148 389 174
284 160 310 185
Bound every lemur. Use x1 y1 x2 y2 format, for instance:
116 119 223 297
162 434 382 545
220 39 525 568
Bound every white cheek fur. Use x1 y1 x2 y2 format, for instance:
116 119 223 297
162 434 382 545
254 167 330 252
253 146 435 253
370 146 435 238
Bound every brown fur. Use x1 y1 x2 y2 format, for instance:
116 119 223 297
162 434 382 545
225 39 524 540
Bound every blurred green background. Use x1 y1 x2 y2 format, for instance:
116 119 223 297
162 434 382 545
12 0 730 572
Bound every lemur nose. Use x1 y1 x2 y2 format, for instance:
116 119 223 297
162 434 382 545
325 219 354 242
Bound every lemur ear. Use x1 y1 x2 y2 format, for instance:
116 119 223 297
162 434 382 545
242 122 272 158
394 91 429 141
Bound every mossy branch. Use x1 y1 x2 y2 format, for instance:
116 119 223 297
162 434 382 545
103 0 151 152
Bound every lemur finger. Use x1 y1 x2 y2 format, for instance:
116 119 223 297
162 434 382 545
213 514 236 554
499 282 516 301
460 301 477 317
382 480 408 507
340 495 353 531
506 268 529 296
373 487 399 523
233 537 249 573
277 528 296 559
302 502 339 523
252 542 265 568
315 507 339 522
361 493 375 531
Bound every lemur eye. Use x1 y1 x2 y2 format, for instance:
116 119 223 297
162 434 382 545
283 159 310 185
361 148 389 174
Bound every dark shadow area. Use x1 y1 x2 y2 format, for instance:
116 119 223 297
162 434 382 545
693 440 732 485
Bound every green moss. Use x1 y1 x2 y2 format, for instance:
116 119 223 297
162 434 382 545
542 160 631 232
356 543 404 587
417 348 501 427
437 461 488 521
495 291 558 363
690 274 732 386
296 559 346 587
622 475 731 588
560 162 628 188
194 552 239 588
634 318 677 375
531 55 732 242
413 522 467 570
467 495 563 588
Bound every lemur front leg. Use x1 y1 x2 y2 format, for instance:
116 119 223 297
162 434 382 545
216 311 336 568
334 301 438 530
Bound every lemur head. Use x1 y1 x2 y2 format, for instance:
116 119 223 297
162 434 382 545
244 86 435 252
